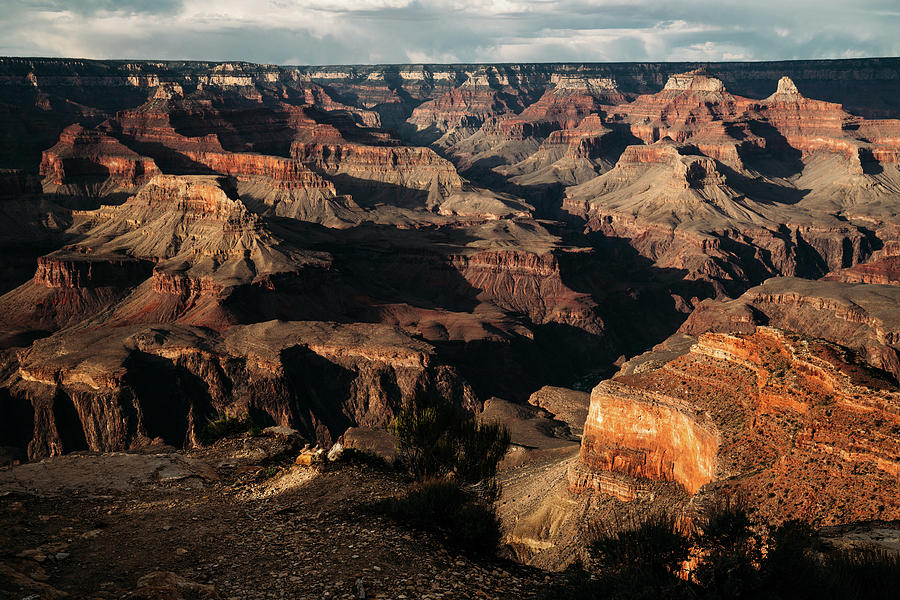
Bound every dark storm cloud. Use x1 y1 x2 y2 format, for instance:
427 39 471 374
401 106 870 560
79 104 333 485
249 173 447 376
0 0 897 64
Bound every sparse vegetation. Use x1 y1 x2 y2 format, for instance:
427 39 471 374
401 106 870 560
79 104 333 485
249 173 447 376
541 500 900 600
391 394 510 486
376 394 511 556
257 465 280 480
692 497 762 597
198 413 258 445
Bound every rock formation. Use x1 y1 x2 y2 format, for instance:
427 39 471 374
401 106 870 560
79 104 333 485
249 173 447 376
573 325 900 526
681 276 900 379
578 380 719 497
2 320 476 459
40 124 160 187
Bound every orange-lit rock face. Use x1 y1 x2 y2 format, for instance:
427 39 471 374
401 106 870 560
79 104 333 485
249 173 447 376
680 277 900 381
290 141 462 191
576 326 900 525
34 256 151 289
449 250 601 333
825 255 900 285
40 124 160 186
486 79 621 140
132 175 251 219
580 381 719 495
608 71 748 148
408 83 516 132
114 102 338 193
191 151 334 191
597 72 900 171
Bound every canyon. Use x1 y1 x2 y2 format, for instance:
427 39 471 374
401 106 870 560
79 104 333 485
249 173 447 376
2 56 900 589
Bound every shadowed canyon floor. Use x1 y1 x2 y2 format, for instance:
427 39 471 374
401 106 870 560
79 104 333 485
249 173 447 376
2 57 900 595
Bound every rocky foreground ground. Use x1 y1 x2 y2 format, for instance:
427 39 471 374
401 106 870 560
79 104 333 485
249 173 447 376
0 431 561 600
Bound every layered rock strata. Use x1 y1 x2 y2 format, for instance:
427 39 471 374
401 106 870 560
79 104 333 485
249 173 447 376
574 326 900 525
2 321 476 459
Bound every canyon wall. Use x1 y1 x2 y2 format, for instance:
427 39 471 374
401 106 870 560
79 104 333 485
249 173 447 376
2 321 476 459
572 313 900 526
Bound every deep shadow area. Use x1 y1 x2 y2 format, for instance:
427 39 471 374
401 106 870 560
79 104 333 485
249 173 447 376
555 229 719 358
741 121 805 178
325 173 433 210
0 388 33 451
718 162 810 206
52 390 89 453
432 324 614 402
124 351 217 448
280 345 358 442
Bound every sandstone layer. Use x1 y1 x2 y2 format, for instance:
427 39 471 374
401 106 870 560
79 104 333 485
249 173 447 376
574 326 900 528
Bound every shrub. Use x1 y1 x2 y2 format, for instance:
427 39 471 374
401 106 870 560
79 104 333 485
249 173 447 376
198 413 255 444
762 525 900 600
823 547 900 600
258 465 280 480
593 513 691 575
382 394 511 556
570 513 694 600
391 394 510 489
535 564 597 600
553 500 900 600
691 497 762 597
391 399 459 480
760 519 822 596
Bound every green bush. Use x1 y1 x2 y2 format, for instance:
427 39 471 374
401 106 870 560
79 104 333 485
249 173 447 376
382 394 511 556
198 413 255 444
391 394 510 489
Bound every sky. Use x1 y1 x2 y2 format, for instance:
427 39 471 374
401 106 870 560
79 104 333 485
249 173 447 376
1 1 898 65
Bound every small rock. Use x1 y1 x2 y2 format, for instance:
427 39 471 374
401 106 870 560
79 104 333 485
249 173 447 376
176 548 189 556
262 426 301 438
327 442 344 462
55 552 70 560
17 548 47 562
295 447 327 466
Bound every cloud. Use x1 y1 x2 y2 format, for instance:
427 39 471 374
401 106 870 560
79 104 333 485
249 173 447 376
0 0 897 64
